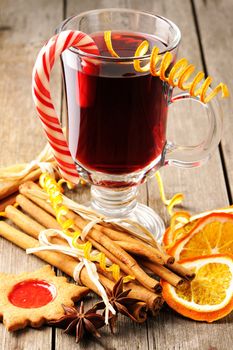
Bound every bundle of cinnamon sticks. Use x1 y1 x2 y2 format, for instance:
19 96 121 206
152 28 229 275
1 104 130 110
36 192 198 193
0 180 195 322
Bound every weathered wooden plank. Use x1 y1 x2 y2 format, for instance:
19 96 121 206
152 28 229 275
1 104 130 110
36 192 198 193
193 0 233 195
0 1 63 349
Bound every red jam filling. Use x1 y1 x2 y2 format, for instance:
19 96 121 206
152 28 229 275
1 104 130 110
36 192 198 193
8 279 56 308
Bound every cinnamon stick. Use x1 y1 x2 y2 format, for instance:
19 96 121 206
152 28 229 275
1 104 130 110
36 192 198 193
141 260 185 288
5 205 45 239
19 181 55 215
0 192 18 212
16 194 61 230
126 302 148 323
96 266 163 313
0 168 42 201
115 240 172 265
126 281 163 315
165 262 195 281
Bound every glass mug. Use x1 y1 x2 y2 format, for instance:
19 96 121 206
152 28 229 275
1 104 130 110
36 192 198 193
54 9 222 238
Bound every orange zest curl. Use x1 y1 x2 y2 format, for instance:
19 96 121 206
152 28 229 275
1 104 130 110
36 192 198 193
57 178 76 190
170 210 191 227
104 31 229 103
155 171 184 216
104 31 120 58
133 39 229 103
155 171 193 246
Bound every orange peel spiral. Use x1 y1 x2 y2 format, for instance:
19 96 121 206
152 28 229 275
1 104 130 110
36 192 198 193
133 39 229 103
104 31 229 103
155 171 184 216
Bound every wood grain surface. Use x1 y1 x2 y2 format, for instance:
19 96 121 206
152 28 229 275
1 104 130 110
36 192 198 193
0 0 232 349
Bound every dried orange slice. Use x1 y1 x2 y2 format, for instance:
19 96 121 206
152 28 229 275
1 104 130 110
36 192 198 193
163 219 197 247
161 254 233 322
168 213 233 260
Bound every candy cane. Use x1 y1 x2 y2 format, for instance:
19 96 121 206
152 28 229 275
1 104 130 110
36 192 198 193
32 30 99 184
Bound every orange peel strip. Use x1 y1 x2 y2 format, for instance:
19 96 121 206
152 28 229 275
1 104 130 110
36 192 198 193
155 171 170 206
57 178 76 190
123 275 135 283
167 193 184 216
203 82 230 103
104 31 120 58
168 58 189 86
158 52 173 81
170 211 191 238
150 46 161 75
103 31 229 103
155 172 184 215
133 40 150 73
177 64 195 89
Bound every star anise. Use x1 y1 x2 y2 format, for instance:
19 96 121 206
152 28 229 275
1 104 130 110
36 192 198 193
49 302 105 343
93 277 145 333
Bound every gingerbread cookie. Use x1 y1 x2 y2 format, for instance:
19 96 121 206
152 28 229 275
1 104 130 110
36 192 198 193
0 265 89 331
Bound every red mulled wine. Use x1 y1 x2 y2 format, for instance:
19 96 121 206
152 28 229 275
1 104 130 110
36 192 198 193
62 32 170 174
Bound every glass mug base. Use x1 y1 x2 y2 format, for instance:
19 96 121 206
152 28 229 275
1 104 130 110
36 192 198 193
89 185 165 242
75 154 164 188
75 159 165 241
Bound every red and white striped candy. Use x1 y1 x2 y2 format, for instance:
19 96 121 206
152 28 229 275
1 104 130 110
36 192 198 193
32 30 99 184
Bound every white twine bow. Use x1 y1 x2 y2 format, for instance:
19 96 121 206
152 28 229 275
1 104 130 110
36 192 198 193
26 229 115 324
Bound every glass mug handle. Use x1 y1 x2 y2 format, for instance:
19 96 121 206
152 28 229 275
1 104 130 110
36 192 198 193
164 89 223 168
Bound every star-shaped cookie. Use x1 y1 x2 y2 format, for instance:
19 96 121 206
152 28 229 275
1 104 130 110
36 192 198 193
0 265 89 331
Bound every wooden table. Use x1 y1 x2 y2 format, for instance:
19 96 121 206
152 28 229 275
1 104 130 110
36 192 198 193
0 0 232 349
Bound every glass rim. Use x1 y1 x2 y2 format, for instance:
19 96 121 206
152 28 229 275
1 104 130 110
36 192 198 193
56 8 181 61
